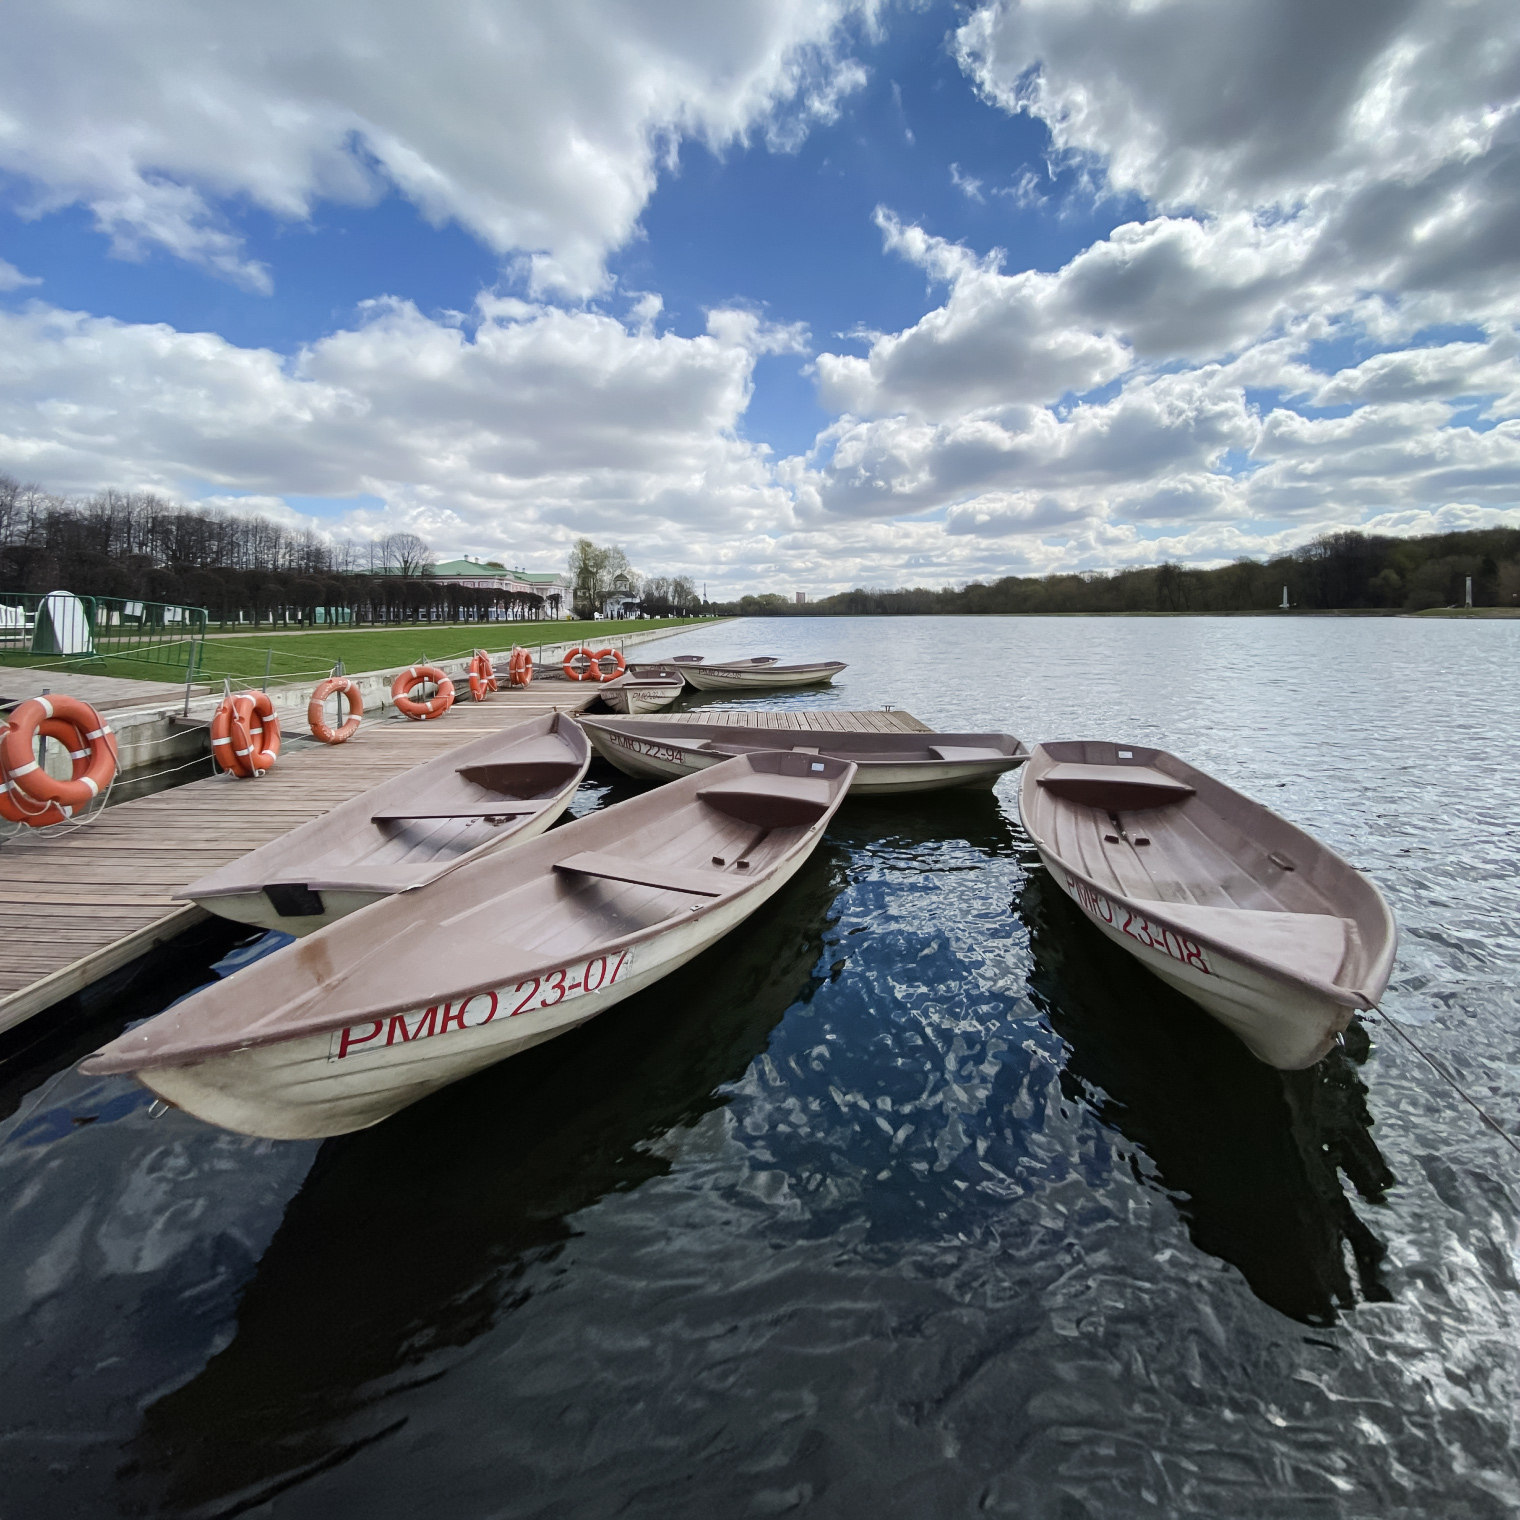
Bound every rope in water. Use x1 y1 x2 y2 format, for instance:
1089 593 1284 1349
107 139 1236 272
1366 1005 1520 1160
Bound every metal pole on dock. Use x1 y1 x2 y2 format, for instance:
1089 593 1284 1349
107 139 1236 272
262 647 273 692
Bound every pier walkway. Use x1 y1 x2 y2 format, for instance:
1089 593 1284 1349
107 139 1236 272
0 702 928 1032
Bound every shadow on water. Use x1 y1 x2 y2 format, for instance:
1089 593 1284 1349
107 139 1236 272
115 840 854 1517
1019 862 1396 1325
0 916 249 1126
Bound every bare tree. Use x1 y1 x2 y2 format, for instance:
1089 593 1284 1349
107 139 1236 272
568 537 634 616
372 532 432 577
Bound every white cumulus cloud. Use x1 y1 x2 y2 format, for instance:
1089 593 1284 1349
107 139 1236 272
0 0 877 295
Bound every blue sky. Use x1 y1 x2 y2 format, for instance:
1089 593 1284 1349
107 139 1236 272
1 0 1517 593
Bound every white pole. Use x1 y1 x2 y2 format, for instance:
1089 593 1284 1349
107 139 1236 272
1465 576 1473 607
1280 586 1289 609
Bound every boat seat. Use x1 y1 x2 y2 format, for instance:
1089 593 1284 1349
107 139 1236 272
455 758 583 797
928 745 1008 763
697 775 833 827
1038 762 1195 811
555 851 726 896
1153 903 1353 985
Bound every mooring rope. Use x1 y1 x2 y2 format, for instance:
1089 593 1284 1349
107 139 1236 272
1367 1005 1520 1160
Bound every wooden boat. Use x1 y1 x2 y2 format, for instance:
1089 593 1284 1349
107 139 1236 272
596 668 685 714
182 713 590 936
81 750 856 1138
668 656 846 691
581 716 1029 794
1017 741 1397 1069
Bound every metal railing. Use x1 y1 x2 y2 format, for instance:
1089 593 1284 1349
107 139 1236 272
0 592 208 676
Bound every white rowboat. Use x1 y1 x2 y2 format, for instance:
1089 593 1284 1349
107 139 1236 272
1017 741 1396 1069
667 656 846 691
81 751 856 1138
581 716 1029 794
183 713 590 935
596 669 685 714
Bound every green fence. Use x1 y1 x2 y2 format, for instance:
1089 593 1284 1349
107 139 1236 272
0 592 208 679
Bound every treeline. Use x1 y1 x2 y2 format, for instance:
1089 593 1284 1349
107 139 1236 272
713 527 1520 618
0 478 547 625
567 537 699 618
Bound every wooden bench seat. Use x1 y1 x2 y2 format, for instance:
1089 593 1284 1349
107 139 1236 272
554 851 728 897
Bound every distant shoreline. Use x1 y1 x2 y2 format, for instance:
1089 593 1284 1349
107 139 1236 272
756 606 1520 620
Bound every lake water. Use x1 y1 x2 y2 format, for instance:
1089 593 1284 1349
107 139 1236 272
2 614 1518 1517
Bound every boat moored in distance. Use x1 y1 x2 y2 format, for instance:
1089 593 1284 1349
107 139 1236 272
182 713 590 936
596 667 686 714
667 656 847 692
82 750 856 1139
1017 741 1397 1069
580 716 1029 794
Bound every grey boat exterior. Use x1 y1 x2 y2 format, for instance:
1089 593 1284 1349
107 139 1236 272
595 670 685 714
183 713 590 936
82 751 856 1139
580 716 1028 794
1018 741 1397 1069
668 656 846 692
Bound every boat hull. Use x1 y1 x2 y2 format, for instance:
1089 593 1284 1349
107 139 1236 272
186 790 572 936
1039 850 1353 1069
141 841 815 1138
584 723 1012 794
679 665 840 691
597 681 683 714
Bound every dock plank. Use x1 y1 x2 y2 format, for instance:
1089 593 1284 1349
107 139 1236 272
616 708 932 734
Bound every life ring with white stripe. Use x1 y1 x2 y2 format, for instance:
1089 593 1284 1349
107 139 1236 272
595 647 626 679
392 665 454 720
308 676 364 744
231 692 281 773
507 646 533 687
0 695 117 819
212 692 280 776
562 646 598 681
467 651 497 701
210 696 240 774
0 714 94 824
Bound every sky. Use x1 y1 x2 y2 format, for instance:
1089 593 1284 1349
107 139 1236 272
2 0 1519 597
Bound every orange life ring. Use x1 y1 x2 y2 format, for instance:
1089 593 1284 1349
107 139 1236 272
0 714 90 825
562 646 599 681
595 647 627 680
392 664 454 720
308 676 364 744
211 692 280 776
230 691 281 774
210 696 243 775
467 651 497 702
507 646 533 687
0 695 117 817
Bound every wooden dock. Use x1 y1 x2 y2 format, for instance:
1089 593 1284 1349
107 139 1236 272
0 685 600 1033
0 701 930 1032
619 708 931 733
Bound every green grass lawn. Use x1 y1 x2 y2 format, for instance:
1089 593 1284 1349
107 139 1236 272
0 617 716 687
